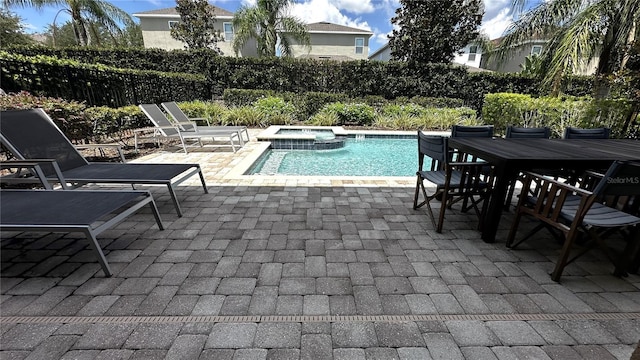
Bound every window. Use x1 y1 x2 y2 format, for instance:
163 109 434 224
531 45 543 56
468 45 478 61
223 22 234 42
355 38 364 54
168 21 179 29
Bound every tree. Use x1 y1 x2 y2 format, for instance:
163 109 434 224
497 0 640 96
232 0 310 57
388 0 483 65
44 20 143 48
170 0 221 51
0 8 34 46
5 0 135 46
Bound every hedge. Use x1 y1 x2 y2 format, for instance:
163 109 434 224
3 46 600 113
0 51 210 107
482 92 638 138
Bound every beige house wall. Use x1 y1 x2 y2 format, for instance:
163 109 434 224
290 33 369 60
138 17 235 55
482 40 598 75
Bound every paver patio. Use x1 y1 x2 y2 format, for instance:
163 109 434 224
1 132 639 359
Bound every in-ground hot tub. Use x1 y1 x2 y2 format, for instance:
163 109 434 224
256 126 348 150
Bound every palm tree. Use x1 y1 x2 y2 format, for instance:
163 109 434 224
495 0 639 96
5 0 135 46
231 0 310 57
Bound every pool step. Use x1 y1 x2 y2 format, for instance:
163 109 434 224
258 151 286 175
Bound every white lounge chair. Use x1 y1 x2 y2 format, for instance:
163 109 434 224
138 104 242 153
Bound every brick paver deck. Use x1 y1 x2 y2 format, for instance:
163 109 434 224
1 131 638 359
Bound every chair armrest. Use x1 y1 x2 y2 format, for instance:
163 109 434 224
0 159 67 189
519 171 594 225
75 144 125 163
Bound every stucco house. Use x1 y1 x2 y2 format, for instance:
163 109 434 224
480 37 598 74
368 41 486 71
133 6 371 60
133 6 243 55
480 37 548 73
291 22 373 61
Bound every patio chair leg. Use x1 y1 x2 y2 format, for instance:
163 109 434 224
551 229 579 282
167 184 183 217
83 229 112 277
197 166 209 194
149 199 165 231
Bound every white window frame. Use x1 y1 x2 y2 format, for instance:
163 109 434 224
168 20 179 29
223 22 234 42
468 45 478 61
531 45 543 56
355 37 364 54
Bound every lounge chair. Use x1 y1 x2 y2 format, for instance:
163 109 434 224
161 101 250 145
0 159 164 277
1 189 163 277
0 108 208 217
139 104 242 153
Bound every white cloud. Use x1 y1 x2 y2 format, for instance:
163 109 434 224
481 0 517 39
291 0 371 30
481 6 513 39
330 0 375 14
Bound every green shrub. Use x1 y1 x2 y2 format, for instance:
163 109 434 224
298 91 346 119
253 96 296 125
374 107 479 130
223 88 275 107
223 106 263 127
380 103 427 118
306 111 340 126
318 102 376 126
482 93 636 137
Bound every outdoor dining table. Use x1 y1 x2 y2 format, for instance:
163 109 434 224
448 138 640 243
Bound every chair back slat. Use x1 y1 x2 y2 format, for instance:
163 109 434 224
0 109 89 174
139 104 181 137
451 125 494 138
417 132 447 171
161 102 197 131
563 127 610 139
506 126 551 139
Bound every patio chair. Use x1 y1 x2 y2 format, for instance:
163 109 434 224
413 132 493 233
564 127 611 139
0 159 164 277
506 160 640 281
504 126 552 207
139 104 242 153
506 125 551 139
451 125 494 139
0 108 208 217
161 101 250 145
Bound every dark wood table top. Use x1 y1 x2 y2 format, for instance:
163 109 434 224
448 138 640 164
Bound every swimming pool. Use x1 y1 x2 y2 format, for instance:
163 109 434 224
248 136 422 176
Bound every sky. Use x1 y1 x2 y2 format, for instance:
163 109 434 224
8 0 527 55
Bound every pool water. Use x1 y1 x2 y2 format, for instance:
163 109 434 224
250 137 424 176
